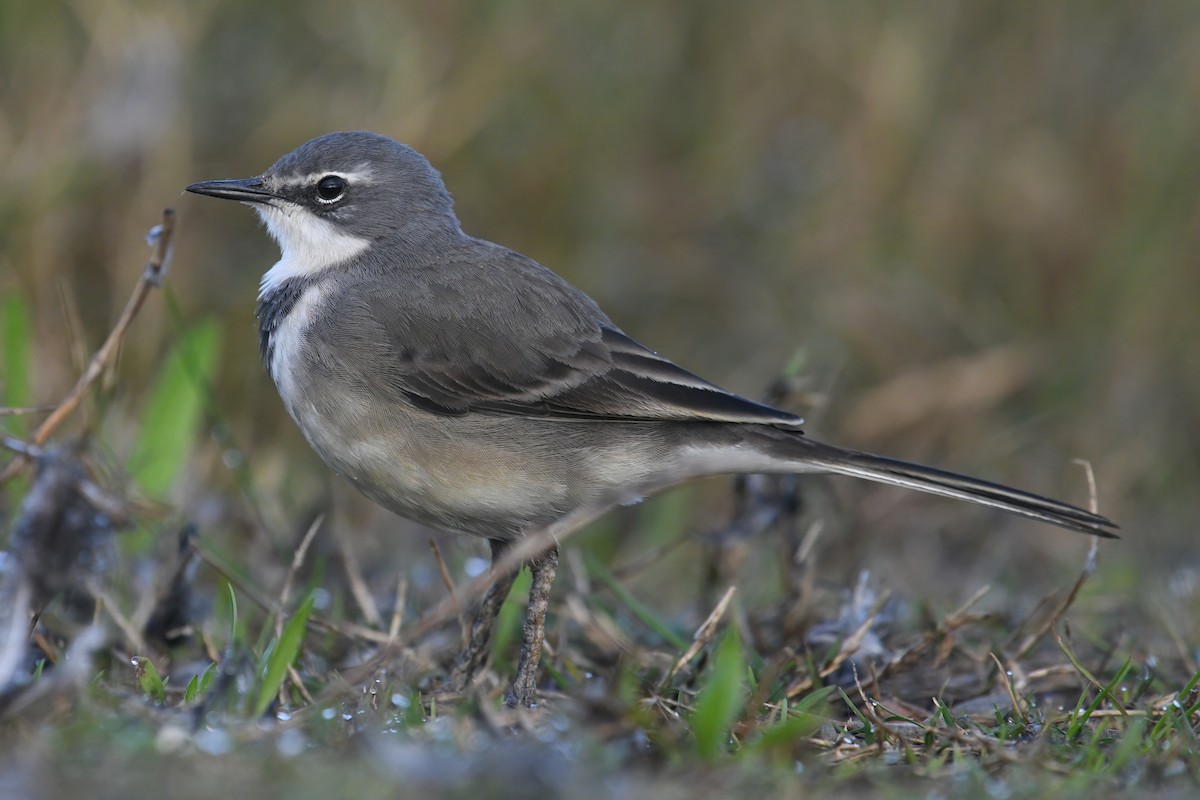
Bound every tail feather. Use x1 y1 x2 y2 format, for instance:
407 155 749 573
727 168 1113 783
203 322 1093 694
777 437 1118 537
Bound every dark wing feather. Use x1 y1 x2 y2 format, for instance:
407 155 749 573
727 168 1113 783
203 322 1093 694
350 243 804 428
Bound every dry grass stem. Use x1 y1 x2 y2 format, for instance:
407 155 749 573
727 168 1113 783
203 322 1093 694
0 209 176 484
334 523 383 628
274 515 324 638
388 573 408 645
287 664 316 706
0 405 55 417
989 651 1027 719
428 539 464 643
784 590 891 699
1013 532 1101 660
660 585 737 688
1053 628 1129 717
91 586 146 654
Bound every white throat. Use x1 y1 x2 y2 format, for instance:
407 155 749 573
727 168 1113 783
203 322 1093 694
255 204 371 297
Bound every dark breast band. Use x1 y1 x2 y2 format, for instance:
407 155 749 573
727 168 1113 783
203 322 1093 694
256 276 315 370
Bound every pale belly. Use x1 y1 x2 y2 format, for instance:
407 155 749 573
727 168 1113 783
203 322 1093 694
277 368 679 539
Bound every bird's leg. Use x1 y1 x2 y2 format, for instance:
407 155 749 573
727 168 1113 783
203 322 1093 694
449 538 519 691
506 544 559 708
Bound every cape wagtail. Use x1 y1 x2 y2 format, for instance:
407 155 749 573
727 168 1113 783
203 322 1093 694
186 131 1116 708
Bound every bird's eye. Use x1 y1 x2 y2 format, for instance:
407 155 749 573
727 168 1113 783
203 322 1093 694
315 175 346 203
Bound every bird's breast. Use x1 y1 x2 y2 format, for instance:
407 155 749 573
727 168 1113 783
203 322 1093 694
253 287 572 535
257 275 320 379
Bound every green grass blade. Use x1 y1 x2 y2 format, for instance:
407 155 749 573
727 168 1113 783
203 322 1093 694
2 294 31 426
1 295 32 502
198 661 219 695
183 674 200 704
253 591 316 717
752 713 823 754
586 555 686 650
1150 667 1200 742
132 656 166 702
184 662 219 704
792 685 837 715
225 581 240 648
692 626 748 761
1067 658 1133 740
750 685 832 756
838 686 875 740
129 319 221 498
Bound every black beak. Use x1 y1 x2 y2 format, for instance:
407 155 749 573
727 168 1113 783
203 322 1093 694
185 177 277 203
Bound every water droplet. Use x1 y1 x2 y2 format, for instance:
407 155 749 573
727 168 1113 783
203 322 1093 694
312 588 332 611
194 728 232 756
276 728 306 758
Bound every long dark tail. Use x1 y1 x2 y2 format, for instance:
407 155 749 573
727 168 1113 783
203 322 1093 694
762 435 1118 537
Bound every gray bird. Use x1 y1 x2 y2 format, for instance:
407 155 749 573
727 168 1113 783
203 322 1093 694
186 131 1116 708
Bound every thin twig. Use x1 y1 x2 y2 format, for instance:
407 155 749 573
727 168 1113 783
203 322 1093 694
286 663 316 706
1012 463 1103 659
192 537 277 614
193 534 393 646
563 594 637 656
388 573 408 645
989 651 1027 720
203 507 612 653
428 539 464 644
852 584 991 694
784 590 892 699
659 585 737 689
852 663 903 753
0 209 175 484
334 522 382 627
1073 458 1100 515
565 546 590 597
91 586 147 654
275 515 324 638
1053 627 1129 718
332 620 392 645
0 405 55 417
406 505 610 642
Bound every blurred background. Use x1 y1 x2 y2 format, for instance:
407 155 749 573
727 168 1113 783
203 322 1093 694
1 1 1197 631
